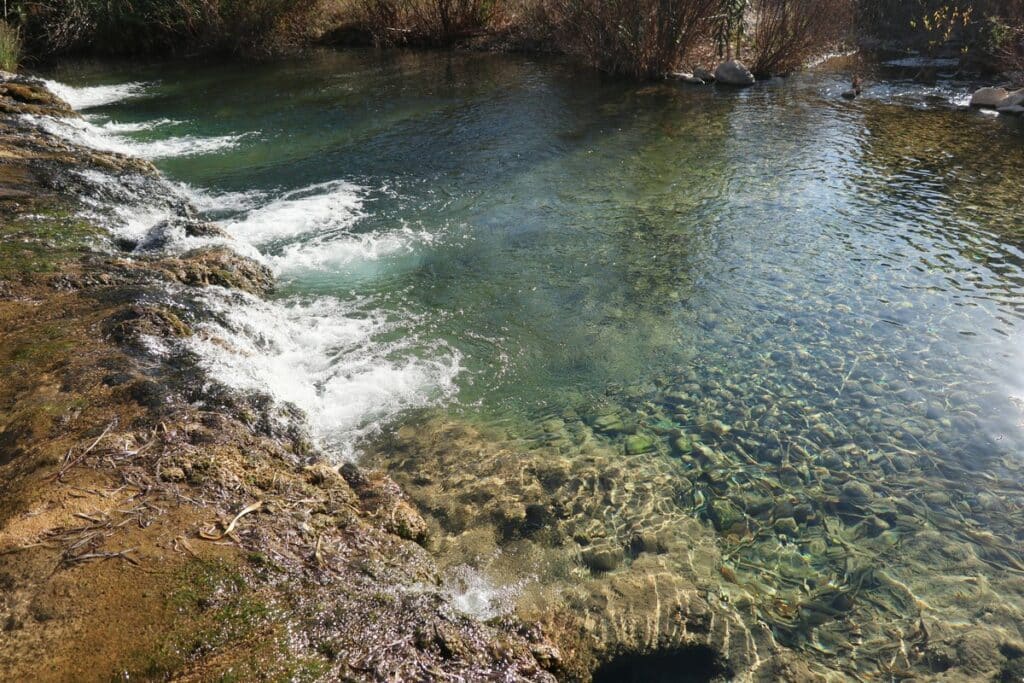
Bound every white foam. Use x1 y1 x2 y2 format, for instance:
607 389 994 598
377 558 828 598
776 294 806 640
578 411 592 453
176 183 269 216
441 564 527 621
96 118 181 134
27 114 250 160
268 227 433 274
225 180 365 243
188 293 462 459
44 80 150 110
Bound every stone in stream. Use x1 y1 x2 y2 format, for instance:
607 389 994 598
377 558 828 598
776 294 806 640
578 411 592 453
774 517 799 536
693 66 716 82
670 72 705 85
970 86 1009 109
624 434 655 455
708 498 744 533
841 480 873 503
592 413 625 434
582 546 624 573
715 60 755 87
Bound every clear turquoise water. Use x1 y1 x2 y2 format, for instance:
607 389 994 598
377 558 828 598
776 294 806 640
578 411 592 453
41 51 1024 676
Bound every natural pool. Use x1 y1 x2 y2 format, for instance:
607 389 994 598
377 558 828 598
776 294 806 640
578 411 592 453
41 50 1024 678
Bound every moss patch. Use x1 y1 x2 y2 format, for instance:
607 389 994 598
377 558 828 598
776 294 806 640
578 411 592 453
0 206 103 276
131 559 329 681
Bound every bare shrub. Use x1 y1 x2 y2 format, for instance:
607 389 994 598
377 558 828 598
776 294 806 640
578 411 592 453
346 0 496 46
20 0 320 56
749 0 853 76
542 0 722 79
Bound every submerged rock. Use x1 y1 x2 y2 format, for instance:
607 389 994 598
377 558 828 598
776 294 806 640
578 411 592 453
708 498 744 533
841 479 873 503
582 546 624 573
135 217 228 252
624 434 655 454
715 60 755 87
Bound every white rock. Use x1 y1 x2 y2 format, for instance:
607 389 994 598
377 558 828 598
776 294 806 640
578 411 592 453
671 72 705 85
970 86 1008 109
714 60 755 87
1001 88 1024 107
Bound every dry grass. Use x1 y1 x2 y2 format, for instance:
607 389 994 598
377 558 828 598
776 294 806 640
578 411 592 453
534 0 722 79
0 21 20 71
344 0 498 46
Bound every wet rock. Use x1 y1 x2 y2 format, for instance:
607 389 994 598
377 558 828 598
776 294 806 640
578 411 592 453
106 305 192 349
971 86 1009 109
592 413 625 434
629 530 667 555
136 217 228 252
715 60 755 87
774 517 799 536
672 433 694 455
385 499 429 543
923 491 951 508
582 546 624 573
840 480 873 503
706 420 731 437
0 77 75 116
696 443 727 469
530 642 562 671
160 247 273 296
624 434 655 455
779 465 803 487
708 498 744 533
671 72 705 85
694 66 716 82
127 379 169 409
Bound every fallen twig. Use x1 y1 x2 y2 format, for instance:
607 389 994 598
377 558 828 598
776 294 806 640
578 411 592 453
198 501 263 541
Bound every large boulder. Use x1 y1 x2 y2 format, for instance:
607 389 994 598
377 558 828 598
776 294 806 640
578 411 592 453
970 86 1008 109
997 88 1024 115
715 60 755 86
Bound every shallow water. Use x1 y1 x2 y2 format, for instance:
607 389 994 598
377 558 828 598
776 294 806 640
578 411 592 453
40 50 1024 677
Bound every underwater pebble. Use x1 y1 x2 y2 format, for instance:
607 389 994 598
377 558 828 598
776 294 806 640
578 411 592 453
841 480 873 502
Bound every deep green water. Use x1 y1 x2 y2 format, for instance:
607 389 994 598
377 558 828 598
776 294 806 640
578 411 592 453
41 50 1024 676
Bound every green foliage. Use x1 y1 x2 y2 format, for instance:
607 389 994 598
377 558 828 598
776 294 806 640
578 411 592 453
0 20 20 71
714 0 748 59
